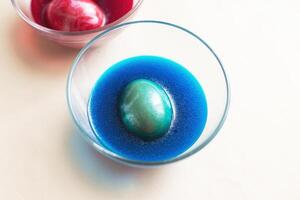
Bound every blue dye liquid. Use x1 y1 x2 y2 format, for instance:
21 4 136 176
88 56 207 162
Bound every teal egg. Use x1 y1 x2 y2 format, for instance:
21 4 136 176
119 79 173 140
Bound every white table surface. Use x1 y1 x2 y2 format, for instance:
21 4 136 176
1 0 300 199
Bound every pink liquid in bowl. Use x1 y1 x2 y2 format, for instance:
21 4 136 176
31 0 134 32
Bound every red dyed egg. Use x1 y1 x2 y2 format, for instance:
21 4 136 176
46 0 106 31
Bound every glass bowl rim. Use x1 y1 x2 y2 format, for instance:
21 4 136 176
66 20 231 166
10 0 144 36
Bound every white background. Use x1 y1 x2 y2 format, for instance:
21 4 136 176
0 0 300 199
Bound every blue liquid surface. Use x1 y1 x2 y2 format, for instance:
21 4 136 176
88 56 207 162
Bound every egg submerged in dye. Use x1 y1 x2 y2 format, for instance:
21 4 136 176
119 79 173 141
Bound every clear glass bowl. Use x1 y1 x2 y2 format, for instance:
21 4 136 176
11 0 143 48
67 20 230 167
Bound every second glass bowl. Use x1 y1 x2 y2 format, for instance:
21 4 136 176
67 20 230 167
11 0 143 48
